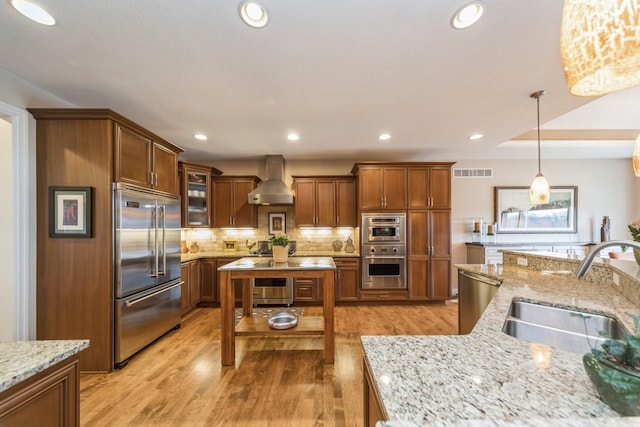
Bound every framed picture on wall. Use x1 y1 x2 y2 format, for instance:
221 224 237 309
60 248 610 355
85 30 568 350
49 186 93 238
268 212 286 235
494 186 578 234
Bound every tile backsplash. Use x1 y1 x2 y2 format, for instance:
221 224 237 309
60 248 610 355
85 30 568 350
181 205 359 253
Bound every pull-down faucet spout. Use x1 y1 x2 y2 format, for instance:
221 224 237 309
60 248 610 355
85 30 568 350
575 240 640 279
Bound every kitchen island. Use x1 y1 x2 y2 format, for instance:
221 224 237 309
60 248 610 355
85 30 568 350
218 256 336 366
362 251 640 426
0 340 88 425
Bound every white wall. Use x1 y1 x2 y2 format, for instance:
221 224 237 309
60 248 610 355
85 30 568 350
0 117 14 340
451 158 639 292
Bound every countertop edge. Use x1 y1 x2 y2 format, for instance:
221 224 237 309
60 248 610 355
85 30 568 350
0 340 89 392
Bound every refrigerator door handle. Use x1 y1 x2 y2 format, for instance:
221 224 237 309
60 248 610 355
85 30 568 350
149 206 158 278
159 204 166 276
125 281 183 308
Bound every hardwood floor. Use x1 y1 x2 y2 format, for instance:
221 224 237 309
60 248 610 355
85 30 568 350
80 303 458 426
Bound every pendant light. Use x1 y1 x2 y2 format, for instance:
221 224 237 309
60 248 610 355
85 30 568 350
529 90 550 205
561 0 640 96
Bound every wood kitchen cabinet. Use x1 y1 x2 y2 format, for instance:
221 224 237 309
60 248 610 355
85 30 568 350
408 166 451 210
116 123 181 194
408 210 451 300
212 176 260 228
29 109 183 372
181 260 201 315
179 162 223 228
292 176 356 227
0 355 80 426
294 278 323 303
334 257 360 302
352 164 407 210
199 258 218 305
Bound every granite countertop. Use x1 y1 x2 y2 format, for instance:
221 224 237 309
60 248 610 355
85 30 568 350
466 241 594 247
217 256 336 271
362 258 640 426
0 340 89 392
181 250 359 262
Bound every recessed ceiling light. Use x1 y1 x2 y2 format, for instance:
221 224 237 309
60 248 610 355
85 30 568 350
451 2 485 29
239 1 269 29
194 133 208 141
11 0 55 26
468 133 484 140
287 133 299 141
378 134 391 141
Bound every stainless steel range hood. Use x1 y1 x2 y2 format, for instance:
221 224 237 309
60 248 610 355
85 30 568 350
248 155 294 205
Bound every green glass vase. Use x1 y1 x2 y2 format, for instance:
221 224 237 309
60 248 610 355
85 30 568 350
583 352 640 416
633 248 640 267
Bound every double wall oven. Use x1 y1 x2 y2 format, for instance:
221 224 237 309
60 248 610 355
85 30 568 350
361 213 407 289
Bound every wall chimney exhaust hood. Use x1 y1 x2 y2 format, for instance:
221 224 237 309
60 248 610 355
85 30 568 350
248 155 294 205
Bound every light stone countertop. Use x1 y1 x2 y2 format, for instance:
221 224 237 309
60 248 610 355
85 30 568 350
363 256 640 426
217 256 336 271
0 340 89 392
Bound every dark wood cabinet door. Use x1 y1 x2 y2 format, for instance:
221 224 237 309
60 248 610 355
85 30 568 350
430 258 451 300
408 257 429 300
180 263 191 315
294 179 316 226
316 180 336 226
152 142 179 194
189 261 201 308
358 167 384 209
382 167 407 209
408 211 429 256
408 168 429 209
334 257 359 301
115 124 152 187
199 258 217 303
232 179 257 227
430 167 451 209
336 179 356 226
212 180 233 227
217 258 243 305
431 210 451 258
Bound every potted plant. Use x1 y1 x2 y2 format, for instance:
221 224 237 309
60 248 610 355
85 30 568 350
583 315 640 415
269 234 290 262
628 220 640 266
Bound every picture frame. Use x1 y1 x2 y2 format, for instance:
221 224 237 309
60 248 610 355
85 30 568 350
494 186 578 234
49 186 93 238
223 240 238 252
268 212 286 235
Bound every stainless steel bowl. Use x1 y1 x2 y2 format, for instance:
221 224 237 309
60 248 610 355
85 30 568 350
267 311 298 330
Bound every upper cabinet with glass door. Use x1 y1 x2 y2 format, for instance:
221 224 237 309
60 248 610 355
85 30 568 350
179 162 222 228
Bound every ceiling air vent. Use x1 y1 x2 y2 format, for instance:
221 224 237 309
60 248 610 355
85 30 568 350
452 168 494 178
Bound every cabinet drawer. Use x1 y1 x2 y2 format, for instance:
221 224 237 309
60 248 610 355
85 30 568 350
295 285 315 300
359 289 407 301
333 258 359 269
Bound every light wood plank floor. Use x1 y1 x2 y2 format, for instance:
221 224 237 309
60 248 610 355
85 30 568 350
80 303 458 426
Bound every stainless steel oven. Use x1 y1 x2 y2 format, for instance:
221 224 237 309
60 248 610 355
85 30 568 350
362 213 406 243
252 277 294 305
362 244 406 289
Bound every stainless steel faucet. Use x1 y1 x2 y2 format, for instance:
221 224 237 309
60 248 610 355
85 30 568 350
575 240 640 278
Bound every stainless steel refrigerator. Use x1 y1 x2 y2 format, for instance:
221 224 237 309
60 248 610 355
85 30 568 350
113 183 182 368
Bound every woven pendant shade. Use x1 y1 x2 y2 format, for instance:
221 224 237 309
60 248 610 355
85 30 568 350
561 0 640 96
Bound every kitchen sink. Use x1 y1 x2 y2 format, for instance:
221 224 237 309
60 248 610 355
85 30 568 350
502 300 627 354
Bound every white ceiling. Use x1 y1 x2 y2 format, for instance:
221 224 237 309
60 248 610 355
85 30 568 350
0 0 638 162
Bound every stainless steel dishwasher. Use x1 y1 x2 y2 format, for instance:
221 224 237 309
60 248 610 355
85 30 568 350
458 270 502 334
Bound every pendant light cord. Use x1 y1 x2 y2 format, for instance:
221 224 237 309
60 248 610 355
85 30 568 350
530 90 545 175
537 94 541 174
